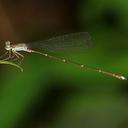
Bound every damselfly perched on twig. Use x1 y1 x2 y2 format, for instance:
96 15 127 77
0 32 126 80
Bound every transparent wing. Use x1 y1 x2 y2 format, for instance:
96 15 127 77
27 32 91 51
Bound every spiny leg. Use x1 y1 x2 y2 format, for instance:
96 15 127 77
9 51 17 60
2 50 12 61
9 50 11 58
11 57 19 62
14 51 24 64
0 51 9 59
11 51 23 64
10 54 16 60
10 52 20 62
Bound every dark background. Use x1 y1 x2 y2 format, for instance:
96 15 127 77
0 0 128 128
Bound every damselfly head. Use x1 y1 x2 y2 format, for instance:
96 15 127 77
5 41 11 50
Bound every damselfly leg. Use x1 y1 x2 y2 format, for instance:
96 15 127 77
1 50 24 64
0 51 9 59
0 50 13 61
12 51 24 64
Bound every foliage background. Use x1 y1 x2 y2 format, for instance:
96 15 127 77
0 0 127 128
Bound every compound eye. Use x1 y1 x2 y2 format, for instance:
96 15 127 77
5 41 11 46
5 41 11 50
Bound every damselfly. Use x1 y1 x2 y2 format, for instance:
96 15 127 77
0 32 126 80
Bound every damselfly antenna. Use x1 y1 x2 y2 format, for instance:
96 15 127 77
0 32 127 80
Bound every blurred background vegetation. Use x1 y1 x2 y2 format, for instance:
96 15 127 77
0 0 127 128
